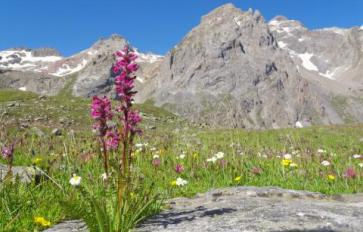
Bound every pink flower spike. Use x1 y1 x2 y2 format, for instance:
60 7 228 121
105 129 120 151
343 167 356 179
152 158 161 167
127 63 139 72
175 164 184 174
1 144 14 159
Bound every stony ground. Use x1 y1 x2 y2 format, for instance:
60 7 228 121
43 186 363 232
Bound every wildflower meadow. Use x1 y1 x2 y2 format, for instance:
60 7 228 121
1 47 363 231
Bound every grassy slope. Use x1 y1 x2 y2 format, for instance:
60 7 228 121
0 89 363 231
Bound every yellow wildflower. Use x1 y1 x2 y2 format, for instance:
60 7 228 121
281 159 292 167
327 175 335 181
234 176 241 181
192 152 199 158
34 216 51 227
32 157 42 165
170 180 177 186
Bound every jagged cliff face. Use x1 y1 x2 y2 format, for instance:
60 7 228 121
1 3 362 129
137 4 351 128
72 35 163 97
269 16 363 89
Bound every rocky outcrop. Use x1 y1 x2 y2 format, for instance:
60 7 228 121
0 69 67 95
44 186 363 232
137 4 350 129
71 35 163 97
136 186 363 232
0 164 35 183
43 220 87 232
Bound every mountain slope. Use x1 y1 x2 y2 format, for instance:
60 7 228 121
138 4 361 129
1 4 362 129
0 35 162 96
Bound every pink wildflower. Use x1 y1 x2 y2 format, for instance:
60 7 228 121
105 129 120 151
1 144 14 159
175 164 184 174
91 96 113 137
343 167 356 179
152 158 161 167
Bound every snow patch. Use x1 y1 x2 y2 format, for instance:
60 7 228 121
319 66 348 80
295 121 303 128
51 59 88 77
0 50 62 72
233 16 241 26
297 53 319 71
278 41 288 48
18 87 27 91
134 50 163 63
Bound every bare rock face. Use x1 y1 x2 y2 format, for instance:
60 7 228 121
0 164 35 183
72 34 163 98
0 69 67 95
42 186 363 232
43 220 87 232
137 4 363 129
136 186 363 232
138 4 344 129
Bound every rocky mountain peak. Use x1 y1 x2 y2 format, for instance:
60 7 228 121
201 3 242 20
201 4 265 28
89 34 128 54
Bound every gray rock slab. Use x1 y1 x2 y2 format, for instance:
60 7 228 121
135 186 363 232
0 164 34 183
43 220 87 232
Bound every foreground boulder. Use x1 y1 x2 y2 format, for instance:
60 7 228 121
0 164 34 183
43 220 87 232
136 186 363 232
44 186 363 232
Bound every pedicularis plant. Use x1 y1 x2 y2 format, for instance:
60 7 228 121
91 45 142 206
75 46 158 232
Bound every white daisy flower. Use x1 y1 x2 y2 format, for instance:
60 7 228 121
177 153 186 159
283 153 292 160
352 154 362 159
69 174 81 186
176 177 188 186
215 152 224 159
321 160 331 166
206 157 218 163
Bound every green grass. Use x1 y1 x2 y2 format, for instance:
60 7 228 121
1 89 363 231
0 89 38 102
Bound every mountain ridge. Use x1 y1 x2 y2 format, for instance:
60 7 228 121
1 3 362 129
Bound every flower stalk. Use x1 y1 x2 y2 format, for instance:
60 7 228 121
90 45 142 208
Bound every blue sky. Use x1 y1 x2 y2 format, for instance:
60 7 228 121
1 0 362 56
